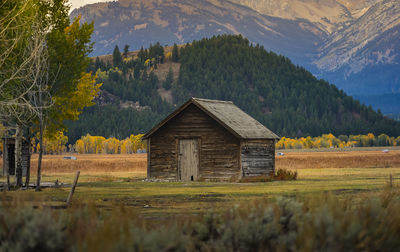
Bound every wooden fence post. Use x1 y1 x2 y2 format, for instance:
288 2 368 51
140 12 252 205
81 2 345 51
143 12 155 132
66 171 80 207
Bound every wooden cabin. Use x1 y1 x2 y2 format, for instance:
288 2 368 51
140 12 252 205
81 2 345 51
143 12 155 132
2 138 30 177
143 98 280 181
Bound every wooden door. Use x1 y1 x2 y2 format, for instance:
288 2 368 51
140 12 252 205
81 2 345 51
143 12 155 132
179 139 199 181
7 144 15 175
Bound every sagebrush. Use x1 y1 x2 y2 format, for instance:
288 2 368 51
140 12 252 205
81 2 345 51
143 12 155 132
2 190 400 251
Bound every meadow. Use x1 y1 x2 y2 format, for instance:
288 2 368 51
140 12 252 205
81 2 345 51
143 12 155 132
1 147 399 215
1 148 400 251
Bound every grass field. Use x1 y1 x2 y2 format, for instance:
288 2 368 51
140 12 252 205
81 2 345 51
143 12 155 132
1 148 399 216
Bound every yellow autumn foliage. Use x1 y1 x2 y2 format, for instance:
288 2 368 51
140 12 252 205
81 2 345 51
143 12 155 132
165 51 172 60
75 134 147 154
37 131 68 154
28 132 400 155
276 133 400 149
0 124 5 152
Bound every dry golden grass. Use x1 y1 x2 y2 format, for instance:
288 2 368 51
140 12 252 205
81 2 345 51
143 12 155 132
276 150 400 170
0 154 147 183
153 61 180 82
1 150 399 177
24 154 147 178
1 149 400 216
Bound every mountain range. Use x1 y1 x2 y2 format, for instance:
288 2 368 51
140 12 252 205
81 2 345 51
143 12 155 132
65 35 400 142
70 0 400 115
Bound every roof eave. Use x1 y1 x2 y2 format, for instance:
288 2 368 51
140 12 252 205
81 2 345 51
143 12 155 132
143 97 281 141
143 97 244 140
243 136 281 140
142 98 195 139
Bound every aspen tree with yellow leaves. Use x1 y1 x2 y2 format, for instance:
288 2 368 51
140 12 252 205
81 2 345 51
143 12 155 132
276 133 400 149
66 133 400 154
102 138 120 154
36 132 68 154
71 134 146 154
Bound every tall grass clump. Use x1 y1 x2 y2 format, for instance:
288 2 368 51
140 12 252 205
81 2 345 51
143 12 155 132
1 189 400 251
0 198 67 252
240 168 298 182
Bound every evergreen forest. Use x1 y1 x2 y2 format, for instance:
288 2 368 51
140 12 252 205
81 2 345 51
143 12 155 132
66 35 400 143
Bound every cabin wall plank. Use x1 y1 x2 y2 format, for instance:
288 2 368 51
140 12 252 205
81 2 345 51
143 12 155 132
241 140 275 177
149 104 240 181
2 139 30 177
2 139 7 176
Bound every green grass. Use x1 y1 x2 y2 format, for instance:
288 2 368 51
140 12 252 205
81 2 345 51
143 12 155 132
2 151 400 251
4 166 399 216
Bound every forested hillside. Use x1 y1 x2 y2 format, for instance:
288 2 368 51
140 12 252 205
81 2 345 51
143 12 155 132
71 0 400 116
66 35 400 143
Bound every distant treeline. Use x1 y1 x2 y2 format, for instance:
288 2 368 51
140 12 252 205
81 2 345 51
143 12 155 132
277 133 400 149
21 133 400 155
65 35 400 144
27 133 146 155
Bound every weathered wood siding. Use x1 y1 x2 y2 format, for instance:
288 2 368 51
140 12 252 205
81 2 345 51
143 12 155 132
3 141 15 176
2 139 30 177
241 139 275 177
2 139 7 176
149 104 240 181
146 138 151 178
21 142 30 177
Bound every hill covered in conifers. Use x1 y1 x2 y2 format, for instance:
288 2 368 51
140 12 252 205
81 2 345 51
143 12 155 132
65 35 400 143
71 0 400 115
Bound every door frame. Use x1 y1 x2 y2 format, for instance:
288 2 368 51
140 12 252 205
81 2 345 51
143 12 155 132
176 136 201 181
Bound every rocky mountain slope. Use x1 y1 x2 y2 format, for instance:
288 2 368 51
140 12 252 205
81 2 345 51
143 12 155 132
230 0 353 33
71 0 324 67
316 0 400 94
71 0 400 114
230 0 400 96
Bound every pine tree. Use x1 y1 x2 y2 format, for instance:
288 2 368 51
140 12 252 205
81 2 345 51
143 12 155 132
172 43 179 62
123 44 130 58
95 57 102 70
163 67 174 90
113 45 122 67
138 46 147 62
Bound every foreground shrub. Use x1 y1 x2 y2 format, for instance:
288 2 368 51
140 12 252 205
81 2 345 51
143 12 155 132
240 168 298 182
2 190 400 251
0 206 67 252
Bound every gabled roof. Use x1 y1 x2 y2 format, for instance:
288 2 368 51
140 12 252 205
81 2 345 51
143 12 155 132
143 97 280 140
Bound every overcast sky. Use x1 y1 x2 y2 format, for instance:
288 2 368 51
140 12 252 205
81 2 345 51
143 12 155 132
68 0 111 12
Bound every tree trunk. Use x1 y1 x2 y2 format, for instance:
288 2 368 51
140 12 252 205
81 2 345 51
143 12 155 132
25 128 31 187
6 171 10 190
35 118 43 191
5 136 10 191
15 124 23 187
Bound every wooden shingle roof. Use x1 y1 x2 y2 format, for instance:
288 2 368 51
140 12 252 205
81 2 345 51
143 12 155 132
143 97 280 140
